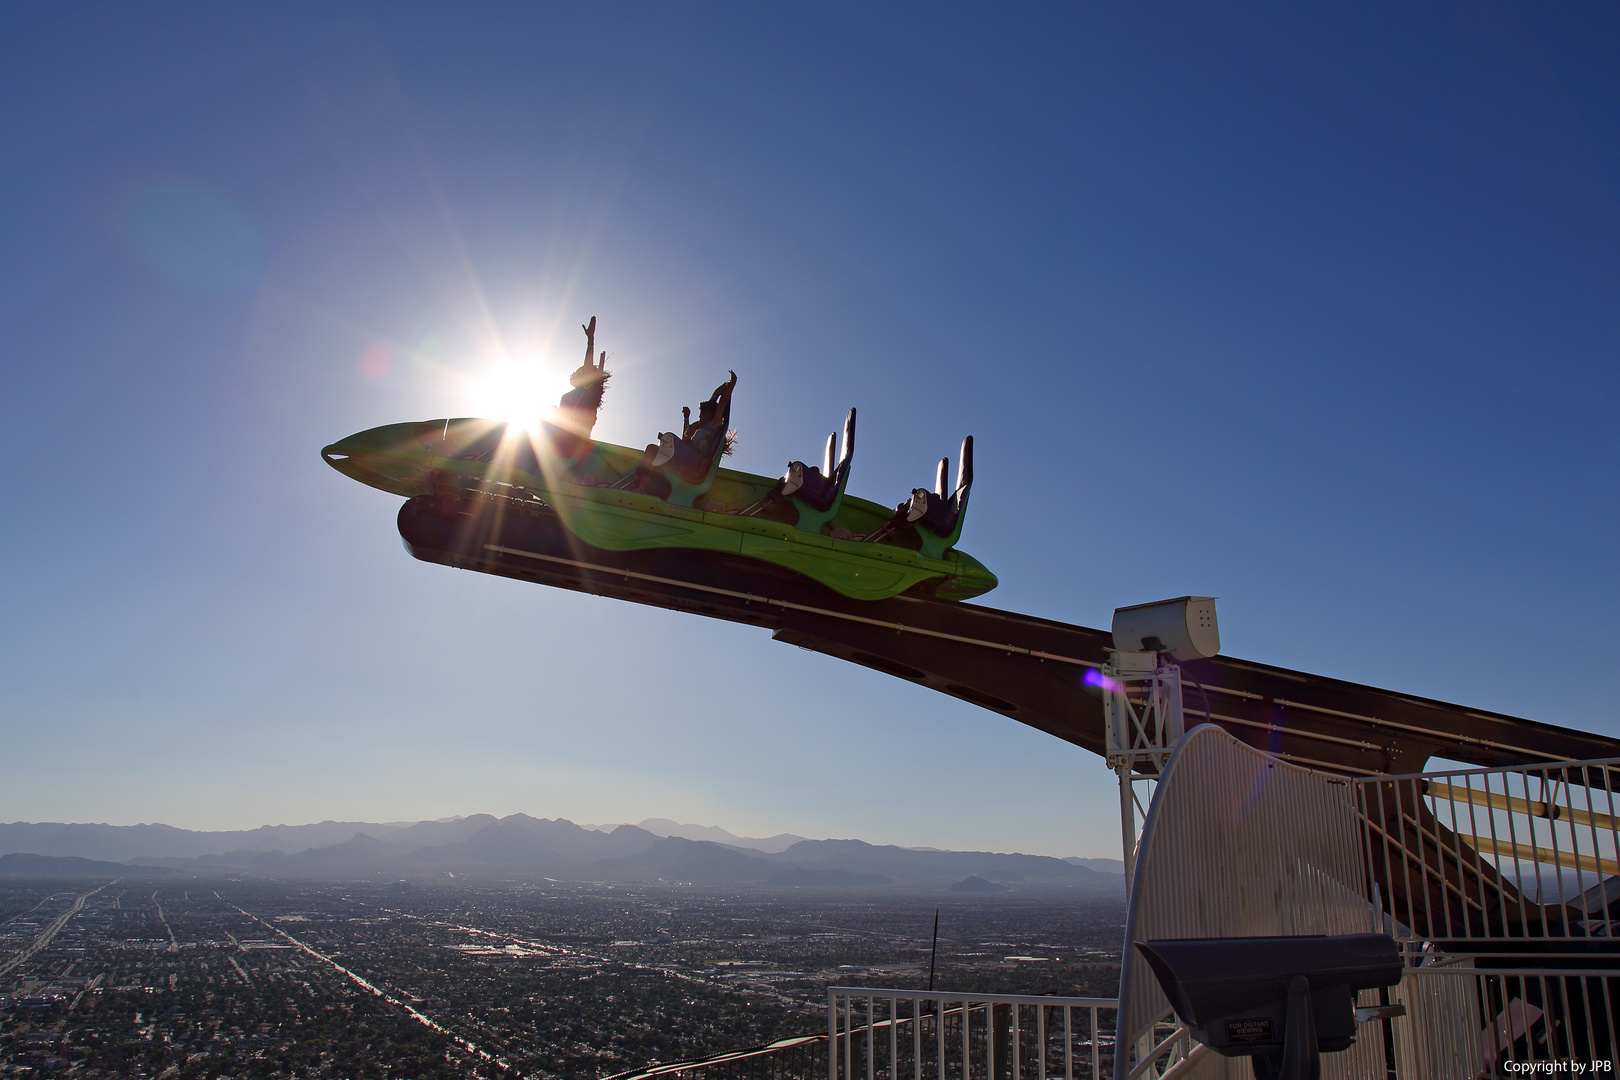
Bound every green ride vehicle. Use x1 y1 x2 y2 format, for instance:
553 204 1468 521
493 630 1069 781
321 318 996 603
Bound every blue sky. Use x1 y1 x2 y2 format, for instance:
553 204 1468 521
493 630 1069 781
2 4 1616 857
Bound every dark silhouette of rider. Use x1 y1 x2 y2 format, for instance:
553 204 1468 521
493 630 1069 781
555 315 609 439
682 371 737 463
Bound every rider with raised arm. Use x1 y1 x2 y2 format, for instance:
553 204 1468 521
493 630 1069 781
682 371 737 462
555 316 609 440
624 370 738 503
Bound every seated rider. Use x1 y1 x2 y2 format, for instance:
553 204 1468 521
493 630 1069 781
630 371 738 498
682 372 737 464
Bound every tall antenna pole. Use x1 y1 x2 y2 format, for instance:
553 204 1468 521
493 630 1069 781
928 909 939 992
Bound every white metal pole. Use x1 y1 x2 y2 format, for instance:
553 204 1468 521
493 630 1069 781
1117 764 1137 888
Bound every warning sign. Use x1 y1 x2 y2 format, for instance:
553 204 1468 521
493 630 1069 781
1224 1017 1274 1044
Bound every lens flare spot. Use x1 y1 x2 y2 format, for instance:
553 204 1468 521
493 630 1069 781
411 334 442 374
1084 669 1127 695
359 345 390 380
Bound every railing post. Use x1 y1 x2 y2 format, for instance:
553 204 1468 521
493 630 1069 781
1036 1003 1046 1080
1088 1006 1099 1080
1061 1005 1071 1080
828 989 838 1080
988 1003 1003 1080
1010 1002 1020 1080
914 995 922 1080
890 994 899 1080
867 996 875 1080
952 1003 965 1080
847 992 856 1080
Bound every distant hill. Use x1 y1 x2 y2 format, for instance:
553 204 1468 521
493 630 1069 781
0 820 415 863
259 833 410 873
597 836 776 883
0 853 174 879
385 815 502 849
767 839 1111 888
628 819 808 854
0 815 1122 891
409 821 567 870
1065 857 1126 875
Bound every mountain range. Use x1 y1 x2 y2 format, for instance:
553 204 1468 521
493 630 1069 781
0 816 1122 891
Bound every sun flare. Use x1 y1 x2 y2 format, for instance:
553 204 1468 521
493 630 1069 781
465 356 561 432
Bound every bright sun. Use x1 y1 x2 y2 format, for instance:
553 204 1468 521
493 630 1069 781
465 357 559 431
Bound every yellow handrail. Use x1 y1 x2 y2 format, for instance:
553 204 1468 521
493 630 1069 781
1427 779 1617 832
1466 834 1618 879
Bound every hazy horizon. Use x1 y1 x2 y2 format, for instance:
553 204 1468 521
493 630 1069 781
0 811 1116 864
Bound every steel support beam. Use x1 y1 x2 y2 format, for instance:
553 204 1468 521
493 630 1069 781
398 494 1620 779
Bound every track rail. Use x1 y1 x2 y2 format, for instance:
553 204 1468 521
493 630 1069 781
397 494 1620 778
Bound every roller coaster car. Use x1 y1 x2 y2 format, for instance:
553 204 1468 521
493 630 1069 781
321 325 995 604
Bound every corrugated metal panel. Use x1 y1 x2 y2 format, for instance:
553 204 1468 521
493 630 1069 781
1115 724 1385 1080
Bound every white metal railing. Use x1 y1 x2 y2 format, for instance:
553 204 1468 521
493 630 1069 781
1353 758 1620 942
829 987 1118 1080
602 1034 828 1080
1353 757 1620 1071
